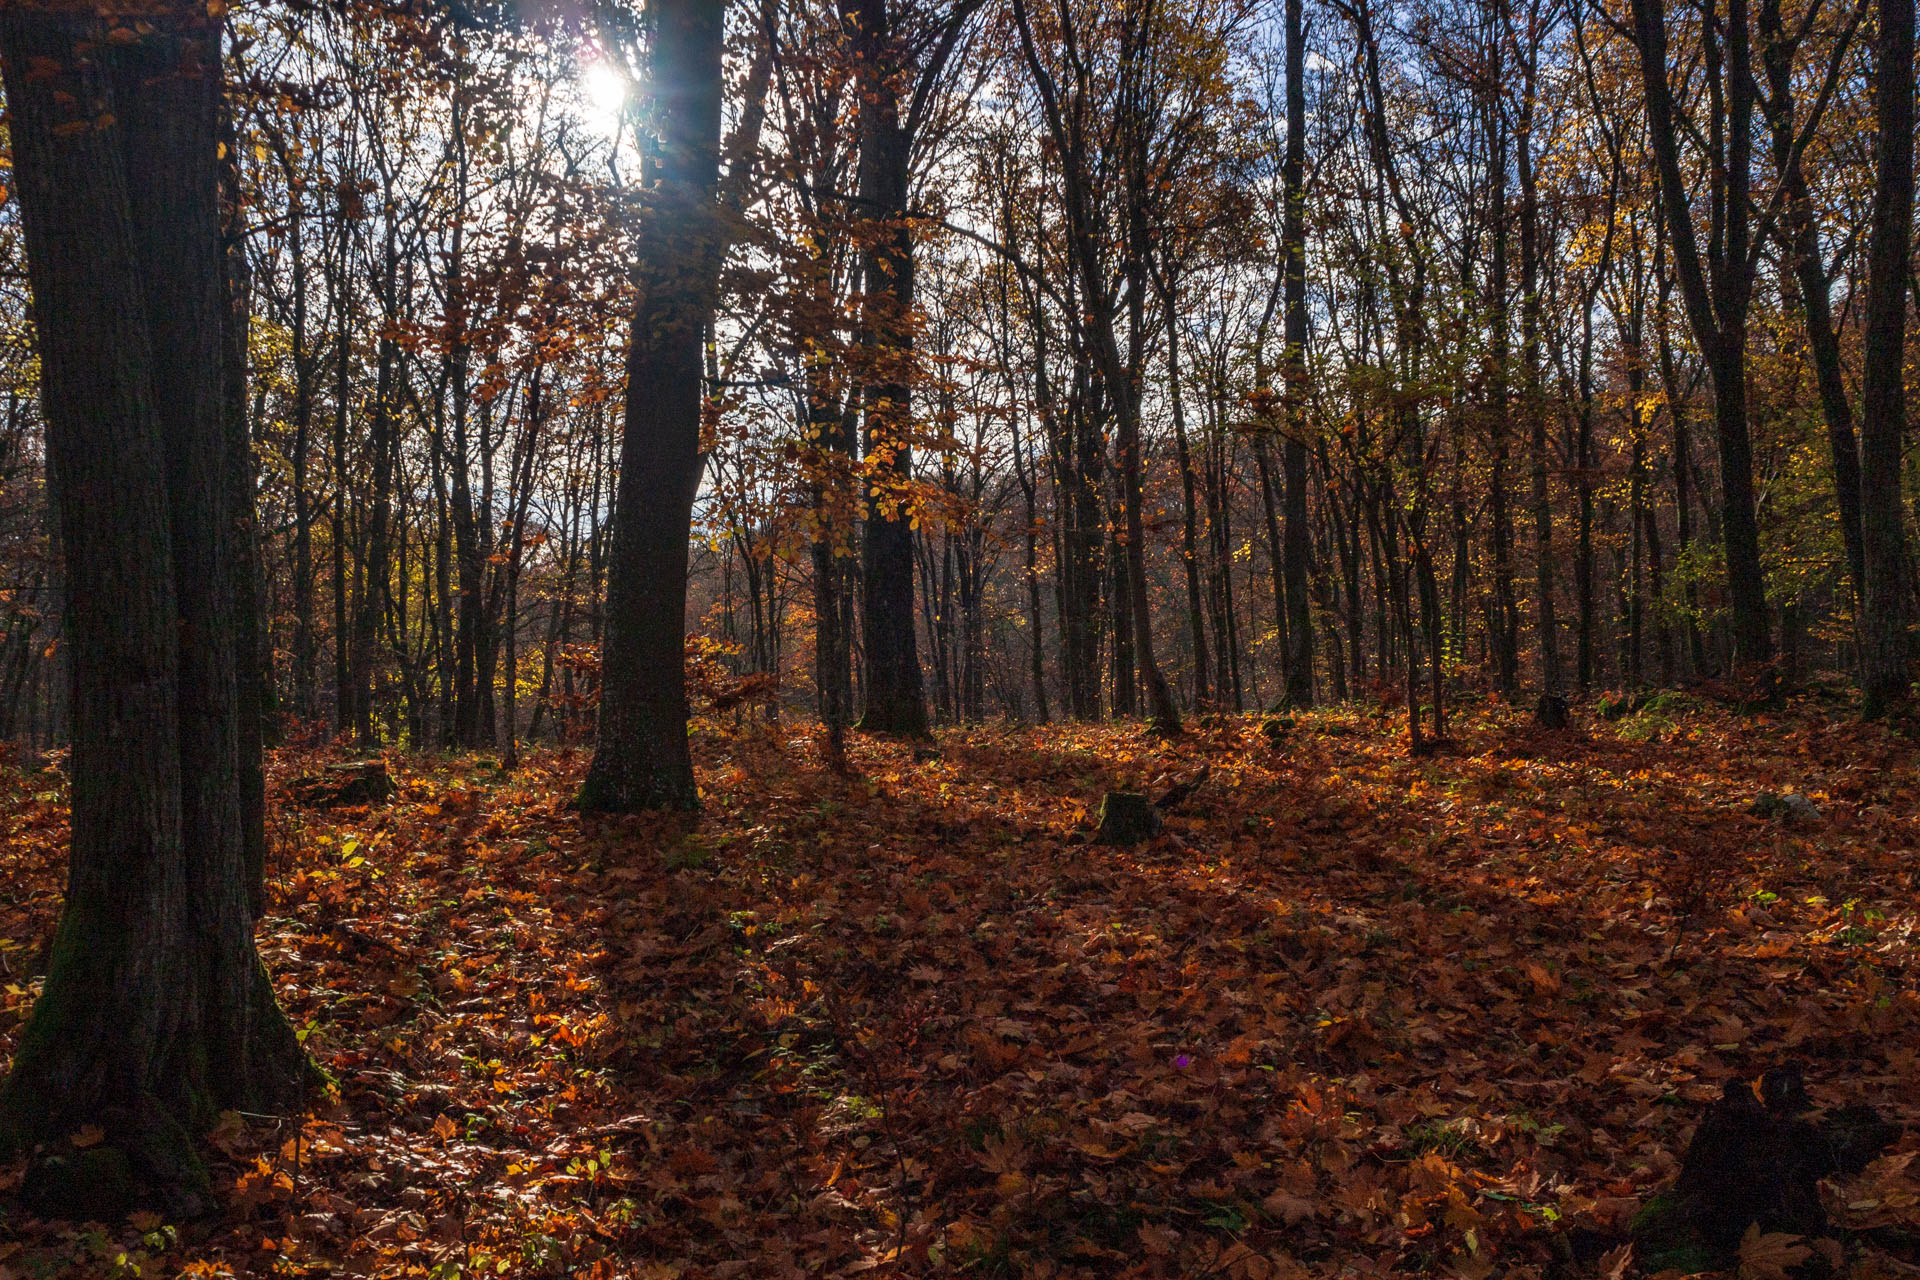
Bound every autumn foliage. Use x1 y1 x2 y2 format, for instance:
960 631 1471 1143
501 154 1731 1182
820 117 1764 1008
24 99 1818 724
3 696 1919 1277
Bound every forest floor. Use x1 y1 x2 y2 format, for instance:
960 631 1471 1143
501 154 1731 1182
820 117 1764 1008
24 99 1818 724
5 689 1920 1279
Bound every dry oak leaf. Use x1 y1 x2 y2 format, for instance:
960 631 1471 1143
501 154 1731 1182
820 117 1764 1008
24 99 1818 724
1736 1225 1812 1280
1261 1189 1318 1225
1137 1222 1181 1256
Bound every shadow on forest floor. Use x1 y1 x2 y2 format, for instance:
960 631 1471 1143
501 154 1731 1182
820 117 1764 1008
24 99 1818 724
3 693 1920 1278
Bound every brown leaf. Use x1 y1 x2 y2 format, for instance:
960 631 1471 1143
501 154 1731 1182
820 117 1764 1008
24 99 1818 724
1737 1225 1812 1280
1261 1190 1318 1225
1137 1222 1180 1256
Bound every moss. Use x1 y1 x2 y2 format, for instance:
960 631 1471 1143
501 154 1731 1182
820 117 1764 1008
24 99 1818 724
1630 1190 1723 1275
573 767 702 814
0 904 314 1215
23 1146 137 1220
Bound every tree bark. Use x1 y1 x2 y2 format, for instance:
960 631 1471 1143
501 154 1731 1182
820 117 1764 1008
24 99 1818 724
1281 0 1315 708
578 0 726 811
848 0 930 737
1162 284 1212 709
1858 0 1914 715
1013 0 1178 733
0 7 308 1209
1630 0 1774 672
1759 0 1867 605
220 103 272 918
1486 48 1520 696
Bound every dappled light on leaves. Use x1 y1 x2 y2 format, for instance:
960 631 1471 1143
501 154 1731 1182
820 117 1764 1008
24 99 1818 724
4 697 1919 1276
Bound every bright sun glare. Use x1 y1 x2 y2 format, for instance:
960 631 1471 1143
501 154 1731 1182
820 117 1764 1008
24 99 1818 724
581 59 628 134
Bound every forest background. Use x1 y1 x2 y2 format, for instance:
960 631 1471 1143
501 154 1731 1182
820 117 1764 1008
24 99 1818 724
0 0 1918 1274
0 0 1910 748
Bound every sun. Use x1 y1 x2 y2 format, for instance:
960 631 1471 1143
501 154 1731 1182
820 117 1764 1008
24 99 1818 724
580 58 628 134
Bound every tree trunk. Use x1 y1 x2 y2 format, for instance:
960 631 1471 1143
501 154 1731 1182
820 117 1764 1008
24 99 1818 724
220 104 271 918
1012 0 1178 734
577 0 726 811
1281 0 1315 708
1759 0 1866 604
0 8 307 1209
1858 0 1914 715
1631 0 1773 672
356 208 399 749
287 169 319 722
1517 66 1559 697
1486 71 1519 696
1163 287 1212 709
330 232 354 735
849 0 930 737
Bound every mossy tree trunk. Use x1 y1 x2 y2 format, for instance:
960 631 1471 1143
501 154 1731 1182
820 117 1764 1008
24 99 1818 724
0 5 309 1211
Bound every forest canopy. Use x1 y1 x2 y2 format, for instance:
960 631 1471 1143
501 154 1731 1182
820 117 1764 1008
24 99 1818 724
0 0 1908 744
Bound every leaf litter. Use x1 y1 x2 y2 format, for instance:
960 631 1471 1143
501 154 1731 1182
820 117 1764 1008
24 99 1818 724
1 696 1918 1277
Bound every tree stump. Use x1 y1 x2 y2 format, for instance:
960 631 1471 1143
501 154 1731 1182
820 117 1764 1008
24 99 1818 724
1631 1065 1898 1271
287 760 394 808
1094 792 1162 845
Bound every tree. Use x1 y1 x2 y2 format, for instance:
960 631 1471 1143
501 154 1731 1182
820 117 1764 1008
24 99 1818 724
0 4 309 1212
1279 0 1315 709
1627 0 1774 673
1856 0 1914 716
1012 0 1187 735
845 0 983 737
578 0 729 811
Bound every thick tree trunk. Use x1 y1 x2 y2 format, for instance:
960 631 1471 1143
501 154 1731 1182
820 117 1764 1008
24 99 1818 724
578 0 726 811
0 8 307 1210
849 0 929 737
1858 0 1914 715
